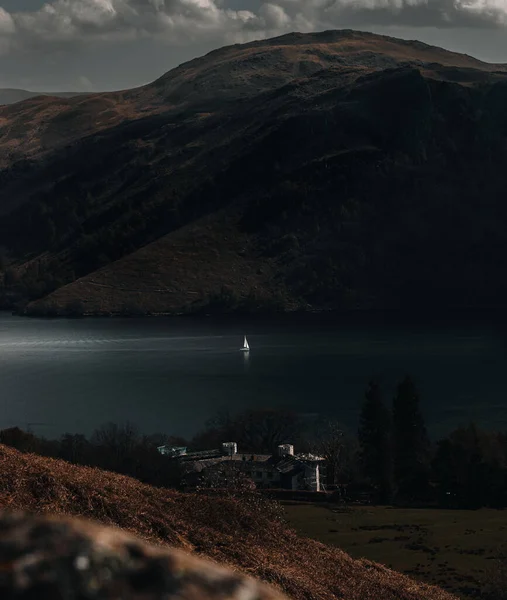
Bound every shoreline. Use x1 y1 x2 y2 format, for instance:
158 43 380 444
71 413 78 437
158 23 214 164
7 305 507 326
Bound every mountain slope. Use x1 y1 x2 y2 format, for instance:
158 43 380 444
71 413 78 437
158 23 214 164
0 443 456 600
0 88 84 106
1 30 507 315
28 209 301 316
2 29 505 166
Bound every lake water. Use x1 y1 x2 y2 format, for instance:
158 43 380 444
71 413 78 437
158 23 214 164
0 311 506 442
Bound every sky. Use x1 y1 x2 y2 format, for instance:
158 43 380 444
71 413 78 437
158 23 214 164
1 0 507 92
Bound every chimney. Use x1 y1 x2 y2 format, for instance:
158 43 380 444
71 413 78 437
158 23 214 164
278 444 294 458
222 442 238 456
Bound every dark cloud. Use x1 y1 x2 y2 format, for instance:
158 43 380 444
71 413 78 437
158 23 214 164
0 0 507 90
318 0 507 29
1 0 506 58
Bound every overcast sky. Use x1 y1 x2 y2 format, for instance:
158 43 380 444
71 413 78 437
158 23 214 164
1 0 507 92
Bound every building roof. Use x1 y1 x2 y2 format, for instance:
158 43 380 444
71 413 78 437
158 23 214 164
229 453 274 463
182 452 324 476
180 449 223 461
294 453 325 463
159 443 325 472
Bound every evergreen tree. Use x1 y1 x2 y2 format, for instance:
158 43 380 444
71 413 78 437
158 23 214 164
392 376 430 502
358 379 394 503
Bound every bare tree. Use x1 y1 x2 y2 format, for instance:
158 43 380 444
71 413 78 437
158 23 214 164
231 409 303 454
59 433 91 465
90 421 140 470
307 420 346 488
141 433 188 449
192 408 303 454
359 379 394 503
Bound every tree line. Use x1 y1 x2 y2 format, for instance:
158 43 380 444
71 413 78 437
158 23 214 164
0 376 506 508
357 377 507 508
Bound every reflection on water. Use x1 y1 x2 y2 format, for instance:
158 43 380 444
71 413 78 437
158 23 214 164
0 312 505 440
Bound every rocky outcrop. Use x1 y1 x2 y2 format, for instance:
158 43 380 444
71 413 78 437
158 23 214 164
0 511 286 600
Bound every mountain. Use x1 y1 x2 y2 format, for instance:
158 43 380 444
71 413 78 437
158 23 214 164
0 88 85 106
0 443 457 600
1 29 507 316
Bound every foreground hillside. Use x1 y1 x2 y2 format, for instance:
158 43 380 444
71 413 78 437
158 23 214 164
0 443 455 600
2 29 507 315
0 513 285 600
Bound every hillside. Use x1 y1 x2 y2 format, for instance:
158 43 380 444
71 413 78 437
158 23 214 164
0 443 456 600
1 29 507 315
0 513 289 600
0 88 84 106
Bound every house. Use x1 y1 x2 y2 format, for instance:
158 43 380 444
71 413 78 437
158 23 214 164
157 441 325 491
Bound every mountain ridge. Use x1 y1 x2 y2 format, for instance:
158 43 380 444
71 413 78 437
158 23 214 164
1 30 507 316
0 88 86 106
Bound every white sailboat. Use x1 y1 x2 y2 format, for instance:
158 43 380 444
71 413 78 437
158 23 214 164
240 335 250 352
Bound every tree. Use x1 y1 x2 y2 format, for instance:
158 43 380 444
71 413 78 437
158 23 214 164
357 379 394 503
233 408 302 454
4 268 19 286
191 409 234 451
90 421 140 472
192 408 303 455
433 424 507 508
141 433 188 449
133 435 185 489
59 433 92 465
307 419 345 488
0 248 7 272
392 376 430 502
0 427 40 453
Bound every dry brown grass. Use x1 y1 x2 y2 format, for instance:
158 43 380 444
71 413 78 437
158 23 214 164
0 87 164 166
28 210 301 315
0 443 457 600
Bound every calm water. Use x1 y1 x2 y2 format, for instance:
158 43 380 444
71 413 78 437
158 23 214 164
0 312 506 441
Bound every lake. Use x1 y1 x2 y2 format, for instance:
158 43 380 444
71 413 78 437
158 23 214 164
0 311 506 442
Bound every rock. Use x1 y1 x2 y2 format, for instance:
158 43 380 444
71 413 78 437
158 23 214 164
0 511 287 600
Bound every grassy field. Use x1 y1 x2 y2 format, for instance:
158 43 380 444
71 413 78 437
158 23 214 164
282 502 507 599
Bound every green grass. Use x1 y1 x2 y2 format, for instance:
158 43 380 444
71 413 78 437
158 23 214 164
282 502 507 599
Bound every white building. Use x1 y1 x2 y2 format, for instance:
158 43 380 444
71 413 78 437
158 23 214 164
158 442 325 491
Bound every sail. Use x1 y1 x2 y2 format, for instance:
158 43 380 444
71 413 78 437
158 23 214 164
243 335 250 350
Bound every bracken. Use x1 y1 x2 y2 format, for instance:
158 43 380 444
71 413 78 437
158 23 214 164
0 443 457 600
